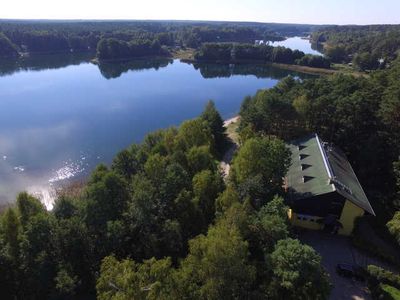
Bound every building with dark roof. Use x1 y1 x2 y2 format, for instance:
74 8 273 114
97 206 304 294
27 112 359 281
285 133 375 235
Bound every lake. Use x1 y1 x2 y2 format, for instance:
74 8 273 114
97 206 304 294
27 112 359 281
271 36 323 56
0 53 314 208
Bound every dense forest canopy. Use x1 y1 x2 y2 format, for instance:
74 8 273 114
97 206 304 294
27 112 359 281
311 25 400 70
239 57 400 214
1 20 400 299
0 32 18 57
1 56 399 298
96 38 168 60
0 20 319 57
0 101 331 299
194 43 331 68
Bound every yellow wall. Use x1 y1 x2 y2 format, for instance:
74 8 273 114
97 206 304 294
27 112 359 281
338 200 365 236
288 209 323 230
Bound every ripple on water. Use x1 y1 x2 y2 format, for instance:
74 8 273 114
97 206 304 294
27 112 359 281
48 158 87 184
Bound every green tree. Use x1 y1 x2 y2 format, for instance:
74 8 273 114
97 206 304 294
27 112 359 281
97 256 177 300
1 207 21 261
232 137 291 203
0 32 18 57
84 166 129 230
175 119 214 152
248 196 289 256
0 208 21 297
200 100 226 155
268 238 331 299
380 84 400 145
54 268 79 298
192 170 224 226
19 212 58 299
353 52 379 71
387 211 400 246
186 145 215 175
111 148 140 180
16 192 46 228
177 221 256 299
325 45 346 63
215 185 241 214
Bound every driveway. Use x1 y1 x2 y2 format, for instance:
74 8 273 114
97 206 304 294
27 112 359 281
298 230 394 300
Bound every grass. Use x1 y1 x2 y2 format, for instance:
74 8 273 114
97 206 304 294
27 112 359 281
332 63 367 77
171 48 196 61
271 62 367 77
269 62 338 76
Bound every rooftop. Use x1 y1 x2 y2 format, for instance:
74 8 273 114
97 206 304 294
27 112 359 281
286 133 375 215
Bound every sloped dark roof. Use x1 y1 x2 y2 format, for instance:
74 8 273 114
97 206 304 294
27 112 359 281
286 134 375 216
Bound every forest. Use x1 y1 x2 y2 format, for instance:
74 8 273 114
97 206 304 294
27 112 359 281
194 43 331 68
1 57 399 300
0 100 333 299
1 20 400 300
0 20 318 57
96 38 169 60
239 58 400 212
311 25 400 70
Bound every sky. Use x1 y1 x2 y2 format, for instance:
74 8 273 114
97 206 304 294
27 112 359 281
1 0 399 25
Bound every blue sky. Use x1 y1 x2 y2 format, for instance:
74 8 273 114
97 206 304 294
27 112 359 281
1 0 399 25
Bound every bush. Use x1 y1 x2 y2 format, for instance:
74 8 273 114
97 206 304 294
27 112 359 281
379 284 400 300
352 218 400 267
367 265 400 290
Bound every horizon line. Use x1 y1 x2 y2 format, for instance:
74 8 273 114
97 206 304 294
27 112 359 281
0 18 399 27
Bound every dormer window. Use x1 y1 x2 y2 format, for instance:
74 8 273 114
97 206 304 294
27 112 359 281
298 145 307 151
299 154 309 160
302 176 314 183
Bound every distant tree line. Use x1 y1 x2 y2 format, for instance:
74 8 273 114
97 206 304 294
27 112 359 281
311 25 400 70
0 32 18 57
96 38 169 60
0 20 318 58
194 43 331 68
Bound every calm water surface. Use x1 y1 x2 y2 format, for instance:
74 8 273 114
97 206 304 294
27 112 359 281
271 36 323 56
0 54 314 208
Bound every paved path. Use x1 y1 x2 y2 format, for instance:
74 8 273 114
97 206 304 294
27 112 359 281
299 230 395 300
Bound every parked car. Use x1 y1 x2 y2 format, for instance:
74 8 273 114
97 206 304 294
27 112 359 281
336 263 365 281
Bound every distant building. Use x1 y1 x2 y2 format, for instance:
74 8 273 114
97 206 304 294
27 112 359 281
285 134 375 235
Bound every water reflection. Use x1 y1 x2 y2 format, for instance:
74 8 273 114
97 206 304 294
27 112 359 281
311 42 325 54
0 52 94 77
0 55 315 208
270 36 323 56
0 53 316 81
190 62 316 79
97 59 173 79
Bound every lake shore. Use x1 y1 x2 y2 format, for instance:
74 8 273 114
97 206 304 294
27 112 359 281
173 48 365 77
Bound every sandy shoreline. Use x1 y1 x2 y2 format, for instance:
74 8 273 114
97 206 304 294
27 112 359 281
223 115 240 127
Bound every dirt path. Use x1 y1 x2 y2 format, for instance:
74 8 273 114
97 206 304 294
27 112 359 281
219 116 240 179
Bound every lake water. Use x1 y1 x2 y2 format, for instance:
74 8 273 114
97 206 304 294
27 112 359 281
271 36 323 56
0 53 314 208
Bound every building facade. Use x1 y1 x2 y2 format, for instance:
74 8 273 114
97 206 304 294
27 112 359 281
285 134 375 235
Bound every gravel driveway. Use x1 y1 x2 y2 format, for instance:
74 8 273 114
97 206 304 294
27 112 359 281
298 230 394 300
